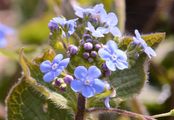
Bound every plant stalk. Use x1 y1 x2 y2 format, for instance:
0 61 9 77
75 94 86 120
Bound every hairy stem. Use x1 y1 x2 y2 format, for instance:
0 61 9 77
75 94 86 120
86 108 156 120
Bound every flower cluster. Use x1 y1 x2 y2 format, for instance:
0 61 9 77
40 4 156 108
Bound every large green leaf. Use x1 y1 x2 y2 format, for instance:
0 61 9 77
110 33 165 99
6 48 74 120
6 79 73 120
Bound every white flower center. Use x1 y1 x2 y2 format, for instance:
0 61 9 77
84 80 90 85
112 54 117 61
52 63 58 70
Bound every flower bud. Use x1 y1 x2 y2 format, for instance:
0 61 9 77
83 52 90 59
91 51 97 57
60 83 67 91
88 57 94 63
64 75 73 84
68 45 78 55
95 44 101 50
104 70 112 77
84 42 93 51
101 63 109 71
55 78 64 86
83 34 91 39
86 38 93 43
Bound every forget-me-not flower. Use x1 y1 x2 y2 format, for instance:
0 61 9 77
40 54 70 82
48 17 78 37
0 23 14 48
86 22 105 37
74 4 106 19
70 66 105 98
133 29 156 59
100 12 121 37
98 40 128 71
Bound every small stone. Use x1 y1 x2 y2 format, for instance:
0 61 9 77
83 52 90 59
84 42 93 51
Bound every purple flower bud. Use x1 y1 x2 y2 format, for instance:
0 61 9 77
95 44 101 50
86 38 93 43
80 40 85 45
91 51 97 57
48 20 58 32
68 45 78 55
88 57 94 63
83 34 91 39
55 78 64 86
60 83 67 91
84 42 93 51
64 75 73 84
83 52 90 59
101 63 109 71
104 70 112 77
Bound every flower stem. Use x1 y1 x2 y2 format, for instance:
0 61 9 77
75 94 86 120
86 108 156 120
152 110 174 118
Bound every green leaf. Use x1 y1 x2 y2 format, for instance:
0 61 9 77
6 79 73 120
110 33 165 99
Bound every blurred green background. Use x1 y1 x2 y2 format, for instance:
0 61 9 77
0 0 174 120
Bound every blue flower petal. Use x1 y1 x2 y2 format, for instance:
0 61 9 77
135 29 141 38
104 97 110 108
71 79 83 92
74 6 84 18
0 37 7 48
43 71 54 82
74 66 88 80
54 69 62 77
106 40 118 54
115 60 128 70
58 58 70 69
96 27 109 34
93 4 107 16
53 54 63 63
106 60 116 71
98 48 111 61
93 79 105 94
110 26 121 37
144 46 156 59
86 22 95 32
107 12 118 27
88 66 101 79
82 86 95 98
40 60 52 73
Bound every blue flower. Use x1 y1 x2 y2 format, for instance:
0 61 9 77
98 40 128 71
133 29 156 59
48 17 78 37
40 54 70 83
0 23 14 48
86 22 105 37
74 4 106 19
101 12 121 37
70 66 105 98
